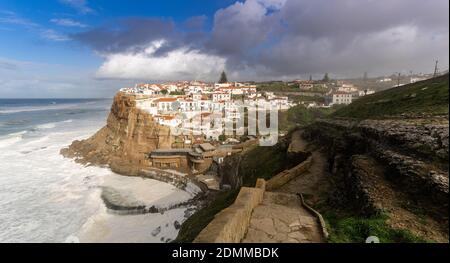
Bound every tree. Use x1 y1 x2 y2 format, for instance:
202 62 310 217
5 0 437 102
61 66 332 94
219 71 228 83
161 89 168 95
322 73 330 82
309 75 312 81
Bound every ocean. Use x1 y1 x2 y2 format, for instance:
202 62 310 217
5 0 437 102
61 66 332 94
0 99 196 243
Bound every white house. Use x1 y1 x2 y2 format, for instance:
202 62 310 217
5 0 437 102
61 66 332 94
331 92 352 105
155 97 178 112
212 92 231 102
214 83 231 89
270 96 290 110
358 89 375 96
154 115 180 127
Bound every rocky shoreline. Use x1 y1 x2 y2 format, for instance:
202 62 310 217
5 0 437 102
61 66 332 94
59 93 215 242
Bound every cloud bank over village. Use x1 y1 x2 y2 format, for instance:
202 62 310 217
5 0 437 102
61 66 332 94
74 0 448 81
0 0 448 97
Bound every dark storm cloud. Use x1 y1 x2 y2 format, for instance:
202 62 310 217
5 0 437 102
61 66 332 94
183 15 208 30
72 18 177 53
74 0 449 79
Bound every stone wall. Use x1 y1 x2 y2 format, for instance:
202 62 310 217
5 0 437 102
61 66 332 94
193 179 266 243
151 155 191 174
266 156 312 191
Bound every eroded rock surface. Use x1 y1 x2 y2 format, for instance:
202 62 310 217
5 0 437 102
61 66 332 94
61 92 172 175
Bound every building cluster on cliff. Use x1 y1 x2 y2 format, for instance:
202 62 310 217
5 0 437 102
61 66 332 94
119 80 295 141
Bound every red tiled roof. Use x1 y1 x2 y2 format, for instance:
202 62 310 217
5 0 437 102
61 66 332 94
156 97 177 102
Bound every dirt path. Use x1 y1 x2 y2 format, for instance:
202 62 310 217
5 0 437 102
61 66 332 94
280 130 331 206
242 192 324 243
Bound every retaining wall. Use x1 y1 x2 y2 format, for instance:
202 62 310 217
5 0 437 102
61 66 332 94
266 156 313 190
194 179 266 243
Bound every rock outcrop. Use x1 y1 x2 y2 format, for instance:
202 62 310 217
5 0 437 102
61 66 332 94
302 118 449 241
61 92 173 175
300 117 450 242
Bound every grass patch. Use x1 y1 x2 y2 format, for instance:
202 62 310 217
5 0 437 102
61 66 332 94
257 82 300 92
174 190 239 243
333 74 449 119
239 145 288 187
278 104 336 132
323 212 429 243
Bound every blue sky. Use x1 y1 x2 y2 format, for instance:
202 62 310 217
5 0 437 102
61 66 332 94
0 0 234 68
0 0 448 98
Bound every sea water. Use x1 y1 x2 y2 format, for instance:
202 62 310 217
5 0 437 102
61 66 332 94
0 99 195 243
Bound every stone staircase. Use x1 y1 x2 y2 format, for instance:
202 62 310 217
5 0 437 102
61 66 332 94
242 192 324 243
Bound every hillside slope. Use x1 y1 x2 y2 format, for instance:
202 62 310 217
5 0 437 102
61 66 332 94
333 74 449 119
300 74 449 242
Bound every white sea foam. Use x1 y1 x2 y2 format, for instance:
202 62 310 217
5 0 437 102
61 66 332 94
0 100 98 114
35 119 74 130
0 132 25 148
0 115 195 243
0 105 70 114
36 123 57 130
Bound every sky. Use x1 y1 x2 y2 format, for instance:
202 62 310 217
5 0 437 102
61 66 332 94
0 0 448 98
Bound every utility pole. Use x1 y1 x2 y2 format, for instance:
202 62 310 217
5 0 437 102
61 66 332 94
397 72 401 87
433 60 439 77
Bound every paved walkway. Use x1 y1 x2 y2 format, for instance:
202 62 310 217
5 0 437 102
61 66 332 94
242 192 324 243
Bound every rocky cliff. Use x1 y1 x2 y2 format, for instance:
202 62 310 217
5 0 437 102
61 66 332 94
302 117 449 241
61 92 173 175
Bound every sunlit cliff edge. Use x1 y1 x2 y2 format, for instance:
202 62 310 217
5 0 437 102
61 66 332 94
61 92 173 176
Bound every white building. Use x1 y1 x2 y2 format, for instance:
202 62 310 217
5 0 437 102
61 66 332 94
358 89 375 96
337 84 358 93
377 78 392 83
212 92 231 102
331 92 352 105
155 97 178 112
214 83 232 89
154 115 180 127
410 77 426 83
270 96 290 110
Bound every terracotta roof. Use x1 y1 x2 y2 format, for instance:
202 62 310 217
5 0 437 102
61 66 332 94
156 97 177 102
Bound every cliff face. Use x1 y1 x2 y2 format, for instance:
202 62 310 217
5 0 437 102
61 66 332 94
302 118 449 241
61 92 173 175
303 118 448 210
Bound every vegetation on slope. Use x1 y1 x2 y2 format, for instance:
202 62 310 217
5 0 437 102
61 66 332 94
174 190 239 243
321 211 428 243
278 104 337 132
257 82 299 92
239 144 290 187
333 74 449 119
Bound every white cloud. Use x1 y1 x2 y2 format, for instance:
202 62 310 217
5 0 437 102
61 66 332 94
41 29 69 41
96 41 226 81
0 11 68 41
60 0 94 14
50 18 87 28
